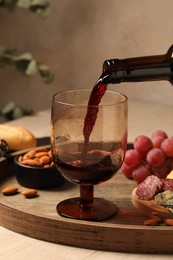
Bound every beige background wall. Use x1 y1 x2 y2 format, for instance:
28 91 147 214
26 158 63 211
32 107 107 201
0 0 173 112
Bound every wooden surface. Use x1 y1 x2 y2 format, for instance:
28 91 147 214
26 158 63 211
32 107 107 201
1 99 173 259
1 156 173 254
1 149 173 254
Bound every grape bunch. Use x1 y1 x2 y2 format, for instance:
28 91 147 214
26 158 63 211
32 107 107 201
121 130 173 183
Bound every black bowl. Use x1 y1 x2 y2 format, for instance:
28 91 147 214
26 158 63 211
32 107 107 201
14 155 65 189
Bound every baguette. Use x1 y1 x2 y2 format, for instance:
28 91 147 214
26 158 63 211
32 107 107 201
0 124 36 151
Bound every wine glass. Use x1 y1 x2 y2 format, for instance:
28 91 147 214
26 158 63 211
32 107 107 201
51 89 128 221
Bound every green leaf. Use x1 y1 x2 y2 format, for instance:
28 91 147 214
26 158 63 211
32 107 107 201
15 52 33 73
30 0 50 18
1 101 16 115
0 48 53 83
17 0 31 9
12 106 33 119
38 64 54 83
1 49 19 66
16 59 30 74
12 106 24 119
0 0 50 17
32 0 48 5
0 100 33 121
17 0 50 18
16 52 33 61
25 59 38 76
35 6 50 18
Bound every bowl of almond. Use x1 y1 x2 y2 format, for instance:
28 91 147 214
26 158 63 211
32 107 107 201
14 146 65 189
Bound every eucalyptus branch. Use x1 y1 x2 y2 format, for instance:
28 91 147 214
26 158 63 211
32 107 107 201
0 47 53 83
0 0 50 18
0 100 33 122
0 0 52 121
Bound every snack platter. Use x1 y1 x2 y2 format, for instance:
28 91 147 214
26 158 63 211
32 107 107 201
1 147 173 253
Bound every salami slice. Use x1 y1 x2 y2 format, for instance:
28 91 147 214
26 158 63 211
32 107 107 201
136 175 163 200
161 179 173 191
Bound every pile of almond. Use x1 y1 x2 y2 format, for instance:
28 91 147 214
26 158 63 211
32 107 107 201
18 147 54 168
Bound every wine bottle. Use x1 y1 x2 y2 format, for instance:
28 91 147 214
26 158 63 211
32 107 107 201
102 45 173 84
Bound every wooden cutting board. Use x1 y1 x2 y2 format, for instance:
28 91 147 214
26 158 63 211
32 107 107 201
0 154 173 254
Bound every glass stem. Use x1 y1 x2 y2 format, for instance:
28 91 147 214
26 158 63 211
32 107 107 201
80 184 94 208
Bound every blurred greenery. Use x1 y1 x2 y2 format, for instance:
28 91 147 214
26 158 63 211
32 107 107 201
0 100 33 122
0 0 53 121
0 48 53 83
0 0 50 18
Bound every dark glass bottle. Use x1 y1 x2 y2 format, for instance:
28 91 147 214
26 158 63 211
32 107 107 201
102 45 173 85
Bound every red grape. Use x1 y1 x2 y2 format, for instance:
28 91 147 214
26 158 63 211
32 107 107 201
161 137 173 157
151 159 172 178
122 130 173 182
146 148 165 167
132 163 152 183
134 135 153 154
151 130 168 139
138 151 147 161
121 163 133 179
124 149 141 168
151 135 165 148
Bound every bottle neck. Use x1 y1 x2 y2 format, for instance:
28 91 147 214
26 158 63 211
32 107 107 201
103 45 173 84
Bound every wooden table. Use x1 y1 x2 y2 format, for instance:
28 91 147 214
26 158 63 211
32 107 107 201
1 99 173 259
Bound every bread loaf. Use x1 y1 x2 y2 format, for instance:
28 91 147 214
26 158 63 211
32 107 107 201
0 124 36 151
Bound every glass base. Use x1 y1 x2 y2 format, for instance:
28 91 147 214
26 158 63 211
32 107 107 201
57 197 118 221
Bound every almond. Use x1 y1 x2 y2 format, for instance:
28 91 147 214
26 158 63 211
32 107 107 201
18 155 23 163
23 150 36 159
50 161 54 167
48 150 52 156
1 186 18 196
35 151 49 158
164 218 173 226
43 164 51 168
35 147 48 153
143 218 158 226
21 159 42 167
39 155 50 165
22 189 38 198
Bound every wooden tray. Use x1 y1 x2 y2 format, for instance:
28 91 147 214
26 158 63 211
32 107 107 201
1 151 173 254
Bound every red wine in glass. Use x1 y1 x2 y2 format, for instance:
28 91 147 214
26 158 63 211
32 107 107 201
51 85 128 221
55 141 123 220
54 142 122 185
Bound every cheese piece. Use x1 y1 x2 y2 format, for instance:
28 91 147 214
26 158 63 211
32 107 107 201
166 170 173 179
154 190 173 213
